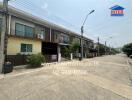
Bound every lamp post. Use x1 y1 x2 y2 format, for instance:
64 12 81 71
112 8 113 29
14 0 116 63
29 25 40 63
80 10 95 61
97 37 100 56
109 44 111 54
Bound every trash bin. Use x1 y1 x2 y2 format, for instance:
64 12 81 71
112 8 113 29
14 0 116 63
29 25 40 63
3 62 13 74
79 57 82 61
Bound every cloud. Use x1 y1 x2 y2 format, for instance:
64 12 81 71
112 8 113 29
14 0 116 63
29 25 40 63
41 2 48 10
40 2 51 16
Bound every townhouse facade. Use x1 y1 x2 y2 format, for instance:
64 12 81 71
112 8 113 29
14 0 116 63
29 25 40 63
0 6 94 66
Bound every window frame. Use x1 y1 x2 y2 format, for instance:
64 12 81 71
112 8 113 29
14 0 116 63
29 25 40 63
20 43 33 53
15 23 34 38
59 33 70 44
15 23 25 37
25 25 34 38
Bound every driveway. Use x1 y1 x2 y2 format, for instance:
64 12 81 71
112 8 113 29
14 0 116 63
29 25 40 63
0 54 132 100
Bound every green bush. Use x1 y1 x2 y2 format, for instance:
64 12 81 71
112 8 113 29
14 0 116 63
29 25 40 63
69 42 80 53
27 53 45 68
122 43 132 57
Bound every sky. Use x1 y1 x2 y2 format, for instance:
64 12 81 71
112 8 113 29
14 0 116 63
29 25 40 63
2 0 132 47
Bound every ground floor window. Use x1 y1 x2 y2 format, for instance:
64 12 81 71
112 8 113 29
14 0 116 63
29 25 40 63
21 43 32 53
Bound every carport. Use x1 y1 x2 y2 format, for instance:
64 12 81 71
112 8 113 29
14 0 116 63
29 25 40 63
42 42 58 62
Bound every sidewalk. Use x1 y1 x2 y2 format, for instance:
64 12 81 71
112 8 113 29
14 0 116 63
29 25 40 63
0 60 78 79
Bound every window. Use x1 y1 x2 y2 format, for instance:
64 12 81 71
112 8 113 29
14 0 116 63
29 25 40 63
15 23 34 37
55 34 58 39
64 36 69 43
40 30 44 34
21 43 32 52
25 26 34 37
15 23 25 36
59 34 69 44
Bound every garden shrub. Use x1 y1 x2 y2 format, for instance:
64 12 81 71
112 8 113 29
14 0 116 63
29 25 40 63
27 53 45 68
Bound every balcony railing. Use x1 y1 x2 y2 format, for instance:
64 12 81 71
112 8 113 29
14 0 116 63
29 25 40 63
10 29 45 41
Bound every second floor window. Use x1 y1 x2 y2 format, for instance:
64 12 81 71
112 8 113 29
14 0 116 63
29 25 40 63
25 26 34 37
59 34 69 44
15 23 25 37
15 23 34 38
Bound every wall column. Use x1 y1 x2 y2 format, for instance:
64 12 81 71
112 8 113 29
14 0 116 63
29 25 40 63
0 15 6 73
8 15 11 35
70 53 73 60
57 45 61 62
50 28 52 42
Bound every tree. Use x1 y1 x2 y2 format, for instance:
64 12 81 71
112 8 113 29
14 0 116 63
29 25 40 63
110 48 120 54
69 42 80 53
122 43 132 57
95 44 105 55
63 42 80 58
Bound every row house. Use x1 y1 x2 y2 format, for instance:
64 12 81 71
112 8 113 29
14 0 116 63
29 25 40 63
0 6 94 66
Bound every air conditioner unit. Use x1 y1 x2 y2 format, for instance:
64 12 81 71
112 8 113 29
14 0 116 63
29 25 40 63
37 34 44 39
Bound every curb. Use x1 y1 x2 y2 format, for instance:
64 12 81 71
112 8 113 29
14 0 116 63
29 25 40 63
0 60 77 79
127 60 132 85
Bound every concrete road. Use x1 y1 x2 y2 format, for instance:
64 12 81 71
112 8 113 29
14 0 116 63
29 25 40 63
0 54 132 100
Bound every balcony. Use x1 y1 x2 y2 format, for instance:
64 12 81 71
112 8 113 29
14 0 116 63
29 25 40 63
10 29 45 41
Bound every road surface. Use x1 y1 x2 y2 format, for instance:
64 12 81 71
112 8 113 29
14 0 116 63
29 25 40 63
0 54 132 100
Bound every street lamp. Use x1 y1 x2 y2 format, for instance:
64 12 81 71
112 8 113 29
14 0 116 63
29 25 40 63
80 10 95 61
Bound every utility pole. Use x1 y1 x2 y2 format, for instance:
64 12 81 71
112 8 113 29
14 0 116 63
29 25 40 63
104 36 113 55
80 26 84 60
105 41 107 55
109 44 111 55
97 37 100 56
0 0 9 73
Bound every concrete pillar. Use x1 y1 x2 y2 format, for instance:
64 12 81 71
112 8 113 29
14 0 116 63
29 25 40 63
70 53 73 60
0 16 6 73
57 45 61 62
85 53 87 58
8 15 11 35
96 53 98 57
50 28 52 42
